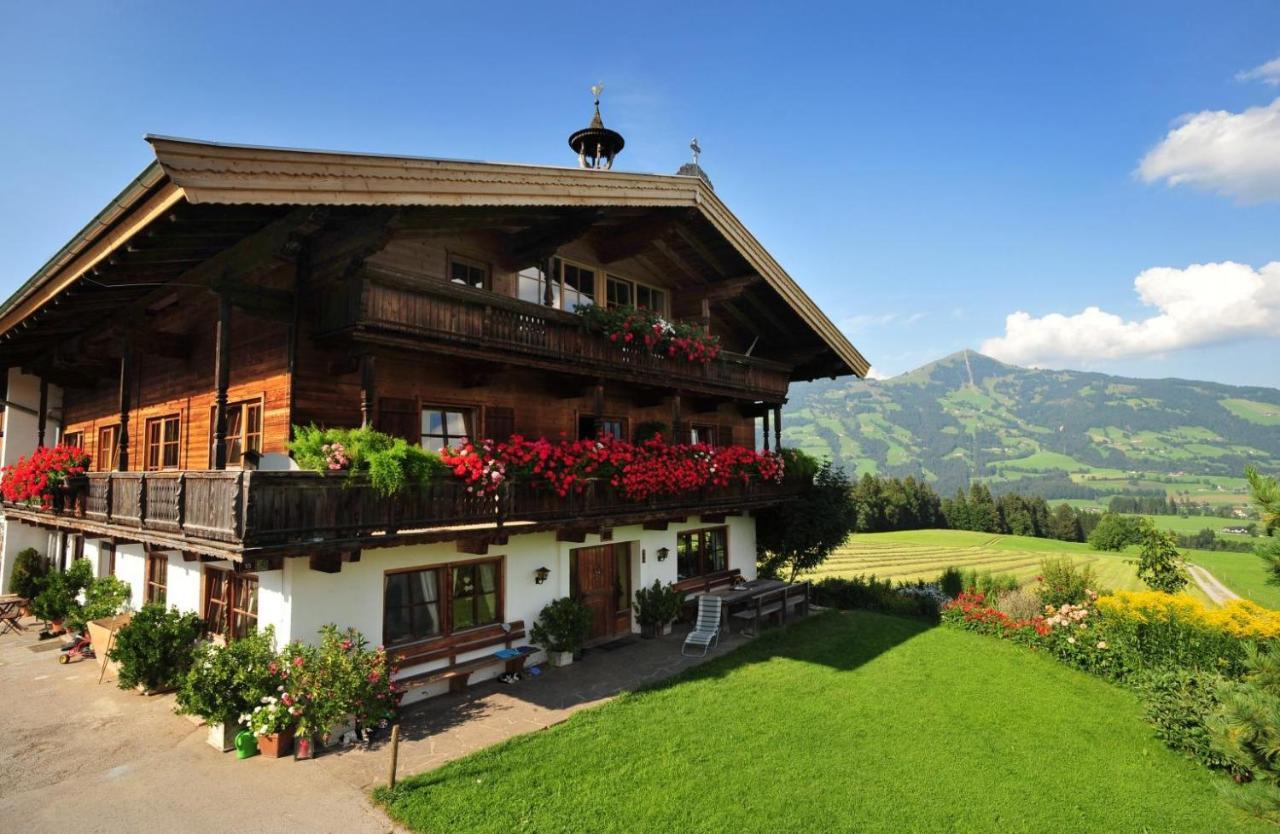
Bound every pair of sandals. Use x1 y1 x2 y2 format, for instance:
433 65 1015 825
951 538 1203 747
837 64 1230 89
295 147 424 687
498 671 523 685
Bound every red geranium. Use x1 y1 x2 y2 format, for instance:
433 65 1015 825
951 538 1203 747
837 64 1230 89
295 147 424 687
0 444 90 508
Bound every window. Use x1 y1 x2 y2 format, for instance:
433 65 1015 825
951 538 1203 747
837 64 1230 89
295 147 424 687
607 274 667 315
210 400 262 467
635 284 667 314
383 559 503 647
204 568 259 641
606 275 633 308
562 262 596 311
420 406 471 453
690 425 717 446
518 265 556 306
144 415 181 470
97 425 119 471
449 256 489 290
63 431 83 449
384 568 442 646
102 542 116 577
145 553 168 605
676 527 728 581
578 415 625 441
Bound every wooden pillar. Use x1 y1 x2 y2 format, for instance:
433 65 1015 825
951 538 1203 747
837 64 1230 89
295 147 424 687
700 297 711 333
117 341 133 471
761 406 771 452
360 353 377 428
36 377 48 447
592 381 604 436
671 393 684 444
542 256 556 307
212 294 232 471
773 403 783 451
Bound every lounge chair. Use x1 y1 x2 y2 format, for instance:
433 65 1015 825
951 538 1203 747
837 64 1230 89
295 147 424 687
682 595 722 657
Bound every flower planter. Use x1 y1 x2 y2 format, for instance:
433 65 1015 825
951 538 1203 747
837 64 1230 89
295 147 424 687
207 721 239 752
548 650 574 667
257 727 296 758
294 735 315 760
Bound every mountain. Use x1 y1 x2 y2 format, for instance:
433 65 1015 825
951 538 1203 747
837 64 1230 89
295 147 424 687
782 351 1280 501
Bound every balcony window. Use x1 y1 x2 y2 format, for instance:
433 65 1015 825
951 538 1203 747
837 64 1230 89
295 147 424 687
562 262 596 311
606 275 633 307
690 425 717 446
578 415 626 441
63 431 83 449
635 283 666 314
97 425 119 471
204 568 258 641
518 266 557 306
676 526 728 582
210 400 262 467
421 406 472 453
144 414 181 471
608 274 667 316
449 255 489 290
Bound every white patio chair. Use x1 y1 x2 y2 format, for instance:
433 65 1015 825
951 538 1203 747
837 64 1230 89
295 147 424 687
682 595 723 657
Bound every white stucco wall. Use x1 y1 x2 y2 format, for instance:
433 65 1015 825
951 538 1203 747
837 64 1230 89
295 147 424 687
0 519 56 594
114 545 148 611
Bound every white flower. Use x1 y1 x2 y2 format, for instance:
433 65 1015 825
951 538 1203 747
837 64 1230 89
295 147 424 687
1097 641 1108 650
1067 636 1076 645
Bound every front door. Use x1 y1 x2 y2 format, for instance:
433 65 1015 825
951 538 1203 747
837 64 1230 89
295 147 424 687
571 543 632 642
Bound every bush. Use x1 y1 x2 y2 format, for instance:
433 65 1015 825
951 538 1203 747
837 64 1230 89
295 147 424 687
961 569 1018 598
109 604 203 692
177 626 279 724
1036 557 1098 607
290 424 446 496
633 580 682 632
1087 513 1145 551
995 586 1043 621
811 576 941 620
67 575 131 635
1096 592 1251 677
938 566 964 599
1138 668 1235 772
1136 525 1189 593
32 559 93 625
290 625 396 740
1208 644 1280 819
531 597 593 654
7 548 49 599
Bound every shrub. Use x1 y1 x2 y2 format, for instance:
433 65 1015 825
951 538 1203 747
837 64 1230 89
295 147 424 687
938 566 964 599
32 559 93 625
291 625 396 740
67 575 131 635
177 626 279 724
7 548 49 599
962 569 1018 598
1036 556 1098 607
633 580 682 633
995 586 1043 621
811 576 941 620
108 604 203 692
1138 668 1235 772
1208 644 1280 820
1096 591 1251 677
290 425 446 496
531 597 593 654
755 459 855 581
1136 525 1189 593
1087 513 1145 551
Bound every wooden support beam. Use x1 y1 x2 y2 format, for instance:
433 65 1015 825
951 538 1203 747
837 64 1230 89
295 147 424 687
359 353 376 428
36 377 48 446
309 553 343 573
773 403 783 450
555 528 589 543
212 294 232 470
593 381 605 435
701 513 727 525
673 222 735 275
593 211 679 263
651 238 707 284
502 210 603 270
599 528 613 542
343 549 362 564
642 520 669 531
762 407 771 452
117 340 133 471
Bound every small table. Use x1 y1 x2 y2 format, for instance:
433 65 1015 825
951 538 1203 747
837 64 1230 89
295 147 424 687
0 595 29 636
706 580 790 634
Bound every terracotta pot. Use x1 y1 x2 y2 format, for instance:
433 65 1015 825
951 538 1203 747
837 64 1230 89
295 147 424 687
258 727 296 758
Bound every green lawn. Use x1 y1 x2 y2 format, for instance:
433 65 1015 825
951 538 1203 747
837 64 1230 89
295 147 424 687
376 612 1267 833
1143 513 1259 542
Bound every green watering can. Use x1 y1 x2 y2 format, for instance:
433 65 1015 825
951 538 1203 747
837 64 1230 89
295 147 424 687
234 730 260 760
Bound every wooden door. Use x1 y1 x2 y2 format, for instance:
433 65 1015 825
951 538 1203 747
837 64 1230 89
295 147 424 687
573 544 621 641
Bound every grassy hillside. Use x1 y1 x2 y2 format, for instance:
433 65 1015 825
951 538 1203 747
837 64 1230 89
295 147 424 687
784 350 1280 502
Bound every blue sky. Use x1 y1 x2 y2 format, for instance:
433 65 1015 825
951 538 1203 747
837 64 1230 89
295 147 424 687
3 2 1280 386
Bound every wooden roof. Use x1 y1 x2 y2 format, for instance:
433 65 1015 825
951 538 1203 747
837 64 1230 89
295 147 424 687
0 136 869 379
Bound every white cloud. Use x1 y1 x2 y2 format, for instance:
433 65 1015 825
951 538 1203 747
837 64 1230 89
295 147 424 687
1137 97 1280 202
1238 56 1280 86
865 366 890 381
980 261 1280 366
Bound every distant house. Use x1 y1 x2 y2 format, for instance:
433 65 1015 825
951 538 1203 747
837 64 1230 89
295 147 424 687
0 106 866 700
1223 526 1254 536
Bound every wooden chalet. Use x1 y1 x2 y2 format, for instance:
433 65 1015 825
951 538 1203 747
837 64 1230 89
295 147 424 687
0 108 865 698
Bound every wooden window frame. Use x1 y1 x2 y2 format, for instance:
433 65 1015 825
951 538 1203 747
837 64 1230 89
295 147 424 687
145 553 168 605
676 526 730 582
208 397 264 468
202 567 259 641
517 258 668 316
577 412 627 441
383 556 505 650
447 252 491 291
690 424 718 446
96 424 119 471
62 431 84 449
102 542 116 577
605 273 667 315
420 403 474 453
559 258 598 312
144 413 182 471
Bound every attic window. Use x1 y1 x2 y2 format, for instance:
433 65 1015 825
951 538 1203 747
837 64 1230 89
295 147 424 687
449 256 489 290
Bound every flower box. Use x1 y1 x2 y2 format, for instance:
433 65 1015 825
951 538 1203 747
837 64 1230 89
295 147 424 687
257 727 295 758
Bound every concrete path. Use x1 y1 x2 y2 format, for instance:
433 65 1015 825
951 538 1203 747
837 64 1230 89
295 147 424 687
0 619 747 832
1187 563 1241 605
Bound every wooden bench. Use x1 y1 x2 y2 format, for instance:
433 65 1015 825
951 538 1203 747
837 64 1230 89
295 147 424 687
731 582 810 636
390 620 528 695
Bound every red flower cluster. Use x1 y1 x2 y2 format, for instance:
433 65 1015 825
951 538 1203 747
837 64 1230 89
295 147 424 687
944 592 1050 637
578 305 721 365
0 445 90 507
441 434 784 500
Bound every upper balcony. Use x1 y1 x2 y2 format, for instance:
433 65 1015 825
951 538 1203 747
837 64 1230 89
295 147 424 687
1 468 798 562
318 273 793 403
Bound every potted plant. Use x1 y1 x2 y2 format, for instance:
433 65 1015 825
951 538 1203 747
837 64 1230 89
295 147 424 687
108 604 203 695
634 579 682 639
177 626 279 751
31 560 92 636
67 574 131 637
0 444 90 510
530 597 593 667
7 548 49 615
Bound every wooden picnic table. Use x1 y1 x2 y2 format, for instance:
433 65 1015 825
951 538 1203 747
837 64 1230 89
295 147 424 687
704 579 795 634
0 594 29 636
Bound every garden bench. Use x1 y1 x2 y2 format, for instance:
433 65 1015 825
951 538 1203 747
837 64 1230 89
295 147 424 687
391 620 528 695
730 582 810 636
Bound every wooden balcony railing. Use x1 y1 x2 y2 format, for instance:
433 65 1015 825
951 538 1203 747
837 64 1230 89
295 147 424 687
320 275 793 401
14 469 798 552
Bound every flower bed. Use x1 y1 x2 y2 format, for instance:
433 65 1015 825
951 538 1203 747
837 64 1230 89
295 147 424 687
1 444 90 507
441 434 785 499
576 304 720 364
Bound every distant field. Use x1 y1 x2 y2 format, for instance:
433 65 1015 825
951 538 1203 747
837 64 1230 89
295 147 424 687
1143 513 1258 542
1220 398 1280 426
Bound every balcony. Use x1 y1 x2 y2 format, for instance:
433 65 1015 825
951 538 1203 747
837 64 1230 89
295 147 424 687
319 275 793 402
1 469 797 559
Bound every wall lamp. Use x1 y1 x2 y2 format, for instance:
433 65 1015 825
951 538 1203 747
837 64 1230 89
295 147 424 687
534 566 551 585
655 547 670 562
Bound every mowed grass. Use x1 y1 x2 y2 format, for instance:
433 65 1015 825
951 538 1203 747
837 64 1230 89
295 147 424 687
376 612 1267 834
1144 513 1259 542
811 529 1145 593
1184 547 1280 609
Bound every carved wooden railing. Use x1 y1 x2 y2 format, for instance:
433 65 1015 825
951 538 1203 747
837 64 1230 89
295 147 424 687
320 275 793 400
24 469 798 549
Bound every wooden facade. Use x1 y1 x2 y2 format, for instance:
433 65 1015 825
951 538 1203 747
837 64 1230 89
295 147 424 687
0 138 866 561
